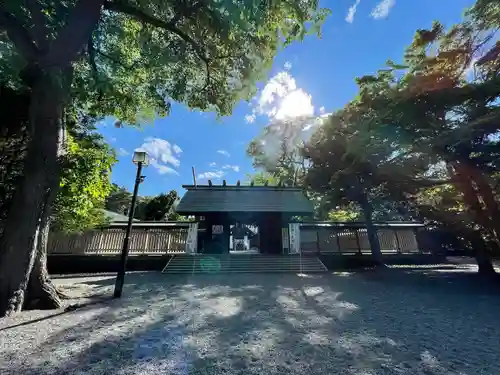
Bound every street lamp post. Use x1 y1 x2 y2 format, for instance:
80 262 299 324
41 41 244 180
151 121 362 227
113 150 149 298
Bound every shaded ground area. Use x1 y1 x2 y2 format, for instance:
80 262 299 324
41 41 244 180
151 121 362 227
1 264 500 374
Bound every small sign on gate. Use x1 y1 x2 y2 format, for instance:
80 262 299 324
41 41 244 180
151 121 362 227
212 225 223 234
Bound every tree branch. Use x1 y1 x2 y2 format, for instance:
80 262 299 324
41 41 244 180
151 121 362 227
42 0 106 68
104 1 207 62
87 36 105 101
87 38 98 75
104 1 211 90
25 0 49 51
0 9 39 61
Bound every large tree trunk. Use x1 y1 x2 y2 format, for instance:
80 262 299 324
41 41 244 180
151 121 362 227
0 69 69 317
469 232 497 276
469 168 500 239
450 162 497 275
25 177 63 311
358 193 384 266
24 216 62 310
475 245 496 275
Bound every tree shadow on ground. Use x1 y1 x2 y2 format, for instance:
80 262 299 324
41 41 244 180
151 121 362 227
2 269 500 374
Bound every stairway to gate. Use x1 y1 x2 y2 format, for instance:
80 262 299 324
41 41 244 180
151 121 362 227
161 254 327 274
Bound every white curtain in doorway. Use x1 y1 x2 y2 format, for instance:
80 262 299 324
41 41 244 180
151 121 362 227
185 223 198 254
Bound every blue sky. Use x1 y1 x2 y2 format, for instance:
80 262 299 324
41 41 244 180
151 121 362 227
97 0 475 197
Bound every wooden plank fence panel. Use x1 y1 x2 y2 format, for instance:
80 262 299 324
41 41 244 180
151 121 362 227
301 226 421 255
317 228 340 253
48 226 189 255
378 229 398 253
337 229 360 253
300 228 319 254
48 224 421 256
356 229 372 254
397 230 420 253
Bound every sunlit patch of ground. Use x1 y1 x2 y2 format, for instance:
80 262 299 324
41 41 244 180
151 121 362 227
1 265 500 374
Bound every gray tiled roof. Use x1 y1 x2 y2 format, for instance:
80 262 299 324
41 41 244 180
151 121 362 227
175 185 314 214
100 209 139 222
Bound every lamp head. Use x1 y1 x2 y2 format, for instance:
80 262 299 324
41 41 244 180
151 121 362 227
133 151 149 166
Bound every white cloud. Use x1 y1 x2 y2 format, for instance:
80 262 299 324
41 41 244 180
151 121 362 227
198 170 225 179
172 144 183 154
209 162 217 167
150 159 179 175
222 164 240 172
217 150 230 157
110 137 117 143
247 71 314 123
245 114 256 124
136 137 182 175
371 0 395 19
243 72 329 168
275 89 314 120
284 61 292 70
345 0 361 23
117 147 129 156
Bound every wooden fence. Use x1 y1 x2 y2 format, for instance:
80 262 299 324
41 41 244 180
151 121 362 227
49 221 425 256
48 223 189 255
300 223 423 255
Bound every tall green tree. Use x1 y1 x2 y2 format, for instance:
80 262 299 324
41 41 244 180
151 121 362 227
26 126 116 309
0 93 116 308
247 116 323 187
142 190 179 221
360 20 499 273
0 0 330 315
105 183 133 216
245 171 280 186
51 131 116 233
327 8 500 273
303 105 430 264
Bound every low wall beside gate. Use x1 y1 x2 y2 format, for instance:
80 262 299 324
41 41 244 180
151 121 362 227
47 221 432 273
48 222 190 256
48 221 426 256
299 222 425 255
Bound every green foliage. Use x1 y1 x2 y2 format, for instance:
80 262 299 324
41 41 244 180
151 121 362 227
104 186 187 221
51 129 116 233
0 91 117 234
245 171 280 186
142 190 179 221
1 1 330 123
327 208 360 222
300 1 500 264
467 0 500 29
247 116 318 187
104 184 133 216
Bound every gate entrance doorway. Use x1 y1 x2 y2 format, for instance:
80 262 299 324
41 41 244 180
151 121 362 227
174 184 314 255
230 222 259 254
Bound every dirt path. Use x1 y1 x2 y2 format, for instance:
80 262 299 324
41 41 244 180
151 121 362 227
1 268 499 374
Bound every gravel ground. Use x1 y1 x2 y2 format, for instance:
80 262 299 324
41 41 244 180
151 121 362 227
1 265 500 375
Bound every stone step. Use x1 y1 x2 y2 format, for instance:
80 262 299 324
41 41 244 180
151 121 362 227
162 254 327 274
